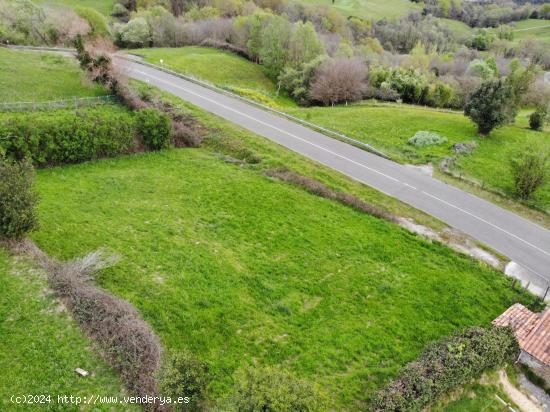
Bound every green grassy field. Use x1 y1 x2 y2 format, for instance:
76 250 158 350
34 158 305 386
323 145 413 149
299 0 422 20
0 251 133 411
0 48 106 103
134 47 295 107
31 142 534 408
34 0 114 17
512 19 550 43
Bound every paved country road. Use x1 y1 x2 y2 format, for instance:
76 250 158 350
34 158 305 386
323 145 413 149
124 59 550 297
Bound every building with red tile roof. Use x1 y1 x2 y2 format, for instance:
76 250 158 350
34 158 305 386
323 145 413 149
493 303 549 367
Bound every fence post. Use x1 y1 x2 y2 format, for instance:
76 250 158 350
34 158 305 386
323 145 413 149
543 286 549 301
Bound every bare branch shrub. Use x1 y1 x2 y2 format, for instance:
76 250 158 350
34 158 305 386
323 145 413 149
15 241 165 410
266 169 397 222
310 58 367 105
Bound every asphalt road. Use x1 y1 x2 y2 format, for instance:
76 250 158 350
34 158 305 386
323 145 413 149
126 60 550 296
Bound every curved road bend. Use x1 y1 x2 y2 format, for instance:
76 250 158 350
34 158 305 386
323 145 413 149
125 60 550 297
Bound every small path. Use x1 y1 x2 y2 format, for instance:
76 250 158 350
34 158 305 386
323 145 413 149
499 370 544 412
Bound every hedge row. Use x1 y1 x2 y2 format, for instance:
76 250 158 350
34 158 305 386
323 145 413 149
0 106 137 166
371 326 519 411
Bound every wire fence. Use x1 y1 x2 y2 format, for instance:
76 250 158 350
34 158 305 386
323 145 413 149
0 95 116 112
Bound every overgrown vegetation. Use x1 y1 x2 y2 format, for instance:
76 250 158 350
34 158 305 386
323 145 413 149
225 365 328 411
510 144 549 200
0 106 136 166
371 326 519 411
158 350 209 411
0 157 38 240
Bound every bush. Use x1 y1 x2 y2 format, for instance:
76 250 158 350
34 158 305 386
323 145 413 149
464 79 514 135
510 145 549 200
135 108 173 150
0 158 39 240
158 350 209 411
371 326 519 412
36 248 163 401
408 131 448 147
529 107 547 131
227 365 328 412
310 58 367 106
0 107 136 166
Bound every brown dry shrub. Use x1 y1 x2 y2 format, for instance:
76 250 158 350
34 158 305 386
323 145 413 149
310 58 367 106
14 241 165 410
266 169 397 223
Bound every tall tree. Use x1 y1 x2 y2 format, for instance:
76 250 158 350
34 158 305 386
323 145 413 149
288 21 324 67
464 79 513 135
259 15 291 78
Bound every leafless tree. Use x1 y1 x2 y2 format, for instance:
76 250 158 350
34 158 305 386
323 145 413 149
310 58 367 105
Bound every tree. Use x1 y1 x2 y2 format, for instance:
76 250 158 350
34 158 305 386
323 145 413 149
246 11 269 63
464 79 513 135
506 60 537 118
288 21 324 67
259 15 291 78
510 145 549 200
118 17 151 48
278 55 326 105
310 58 367 106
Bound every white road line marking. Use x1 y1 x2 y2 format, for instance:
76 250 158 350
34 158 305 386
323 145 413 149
403 183 416 190
131 66 550 262
133 68 401 182
421 191 550 257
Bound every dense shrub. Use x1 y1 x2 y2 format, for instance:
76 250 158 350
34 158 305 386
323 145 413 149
369 66 429 104
310 58 366 105
0 157 38 239
464 79 514 135
158 350 209 411
226 365 328 412
278 56 326 106
0 107 137 166
510 145 549 199
135 108 173 150
529 107 547 131
74 6 110 38
371 326 519 411
408 131 447 147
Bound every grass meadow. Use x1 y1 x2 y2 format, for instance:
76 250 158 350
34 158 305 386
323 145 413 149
34 0 115 16
31 144 535 408
0 48 107 103
135 47 296 107
512 19 550 43
0 251 134 411
299 0 422 20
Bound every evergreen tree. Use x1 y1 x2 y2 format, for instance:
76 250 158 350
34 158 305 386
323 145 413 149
464 79 513 135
